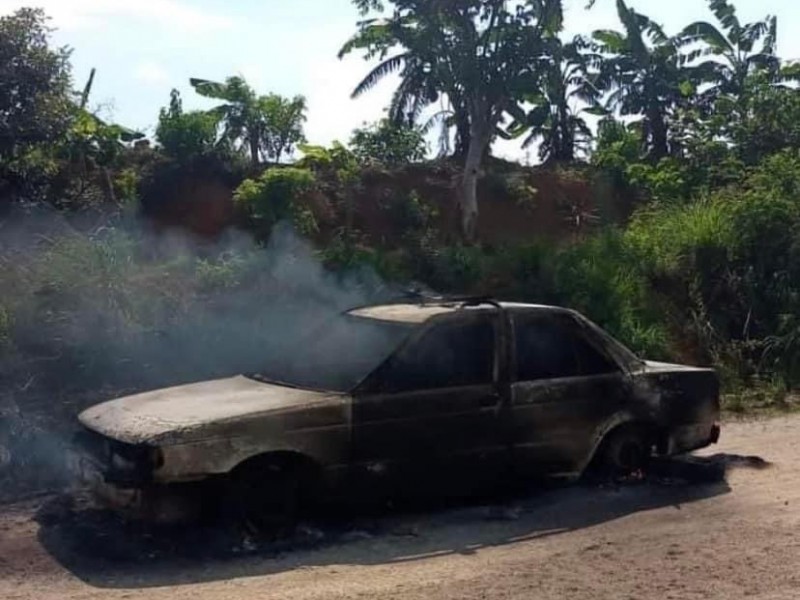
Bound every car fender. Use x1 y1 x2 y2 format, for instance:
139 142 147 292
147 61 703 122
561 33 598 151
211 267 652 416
578 410 643 473
154 426 349 483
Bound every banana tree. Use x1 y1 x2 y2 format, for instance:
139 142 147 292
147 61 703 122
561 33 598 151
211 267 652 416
342 0 564 242
681 0 779 105
592 0 689 159
62 68 144 204
190 76 264 166
507 39 603 163
339 13 472 158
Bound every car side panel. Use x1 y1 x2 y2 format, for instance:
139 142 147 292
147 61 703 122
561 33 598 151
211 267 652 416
508 373 629 477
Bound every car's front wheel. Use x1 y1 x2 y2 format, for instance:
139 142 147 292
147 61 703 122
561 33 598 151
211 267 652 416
225 459 309 536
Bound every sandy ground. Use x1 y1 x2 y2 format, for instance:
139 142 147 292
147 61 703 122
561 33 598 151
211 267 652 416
1 415 799 600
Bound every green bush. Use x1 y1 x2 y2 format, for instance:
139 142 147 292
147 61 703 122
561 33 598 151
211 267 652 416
113 168 140 205
234 167 318 236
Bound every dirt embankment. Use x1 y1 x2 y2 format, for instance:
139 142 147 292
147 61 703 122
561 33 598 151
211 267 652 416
141 161 631 245
1 415 799 600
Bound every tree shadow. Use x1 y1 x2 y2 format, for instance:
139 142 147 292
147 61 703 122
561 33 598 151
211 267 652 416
34 453 760 589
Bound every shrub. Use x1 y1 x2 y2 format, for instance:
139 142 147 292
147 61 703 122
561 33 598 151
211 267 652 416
234 167 318 236
113 168 140 205
551 232 670 359
195 253 247 291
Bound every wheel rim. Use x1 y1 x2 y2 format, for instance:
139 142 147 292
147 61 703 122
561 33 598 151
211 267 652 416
617 439 645 472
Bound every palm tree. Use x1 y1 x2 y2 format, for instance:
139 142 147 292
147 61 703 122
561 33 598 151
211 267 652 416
190 76 264 165
592 0 688 159
341 0 564 241
681 0 779 105
508 39 603 163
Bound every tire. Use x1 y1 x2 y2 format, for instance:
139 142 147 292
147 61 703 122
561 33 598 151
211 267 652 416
598 425 652 478
225 460 307 536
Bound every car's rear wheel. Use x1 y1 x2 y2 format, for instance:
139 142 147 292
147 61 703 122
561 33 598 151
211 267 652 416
225 459 311 536
598 425 653 477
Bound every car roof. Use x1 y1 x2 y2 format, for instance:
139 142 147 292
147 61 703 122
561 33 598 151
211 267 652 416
346 301 572 325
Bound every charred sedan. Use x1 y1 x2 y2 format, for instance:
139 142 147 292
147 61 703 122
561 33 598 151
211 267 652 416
71 299 721 525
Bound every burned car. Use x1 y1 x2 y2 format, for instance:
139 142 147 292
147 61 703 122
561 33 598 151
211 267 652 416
71 299 720 525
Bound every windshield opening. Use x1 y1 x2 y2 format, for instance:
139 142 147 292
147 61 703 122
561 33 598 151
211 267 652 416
247 315 416 393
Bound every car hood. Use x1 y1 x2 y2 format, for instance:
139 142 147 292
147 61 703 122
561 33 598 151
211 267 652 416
78 375 344 445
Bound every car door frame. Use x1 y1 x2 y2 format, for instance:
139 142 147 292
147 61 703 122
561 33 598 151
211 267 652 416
505 307 635 478
348 307 512 486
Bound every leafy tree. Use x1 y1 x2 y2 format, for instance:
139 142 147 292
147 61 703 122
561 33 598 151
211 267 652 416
681 0 779 105
509 39 602 163
350 119 427 166
712 72 800 165
0 8 73 195
156 89 219 161
592 0 690 159
342 0 564 241
258 93 307 164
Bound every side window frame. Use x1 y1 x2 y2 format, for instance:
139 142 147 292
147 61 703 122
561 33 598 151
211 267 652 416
510 310 622 383
355 311 501 395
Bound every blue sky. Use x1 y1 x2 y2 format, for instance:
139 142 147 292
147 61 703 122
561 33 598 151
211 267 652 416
1 0 798 161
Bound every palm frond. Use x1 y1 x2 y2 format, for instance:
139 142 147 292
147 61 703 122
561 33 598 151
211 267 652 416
680 21 733 55
190 78 230 100
351 53 409 98
708 0 742 43
592 29 627 54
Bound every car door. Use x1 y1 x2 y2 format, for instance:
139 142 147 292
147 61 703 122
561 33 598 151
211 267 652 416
351 311 507 493
508 310 629 477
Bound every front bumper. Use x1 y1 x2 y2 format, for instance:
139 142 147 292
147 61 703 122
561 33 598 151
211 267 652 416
68 447 142 507
68 449 202 523
68 431 196 523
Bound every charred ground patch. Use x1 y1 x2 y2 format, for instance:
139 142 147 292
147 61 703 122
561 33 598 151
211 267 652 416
30 453 761 589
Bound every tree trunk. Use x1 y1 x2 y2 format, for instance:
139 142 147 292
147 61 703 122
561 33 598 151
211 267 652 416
460 128 489 243
249 135 260 166
454 112 471 159
647 108 669 160
101 166 117 206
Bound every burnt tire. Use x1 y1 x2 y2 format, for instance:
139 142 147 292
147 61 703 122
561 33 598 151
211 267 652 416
597 425 653 478
225 460 308 537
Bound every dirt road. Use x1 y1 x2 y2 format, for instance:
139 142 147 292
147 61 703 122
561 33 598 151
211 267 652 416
1 415 799 600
